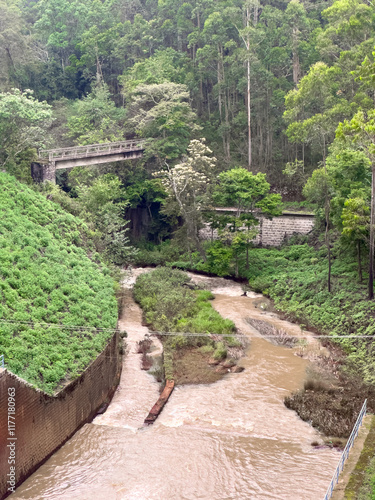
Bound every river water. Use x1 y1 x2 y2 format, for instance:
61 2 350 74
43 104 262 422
11 270 338 500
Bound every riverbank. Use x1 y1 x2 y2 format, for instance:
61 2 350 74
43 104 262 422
133 267 246 385
10 270 339 500
134 242 375 440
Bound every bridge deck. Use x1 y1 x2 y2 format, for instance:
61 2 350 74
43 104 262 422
38 140 146 163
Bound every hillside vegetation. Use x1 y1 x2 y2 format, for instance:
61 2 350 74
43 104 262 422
0 173 118 394
135 239 375 384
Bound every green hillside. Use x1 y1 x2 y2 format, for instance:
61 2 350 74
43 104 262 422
0 173 118 394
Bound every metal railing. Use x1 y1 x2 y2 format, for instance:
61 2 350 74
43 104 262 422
0 355 4 369
324 399 367 500
38 140 147 162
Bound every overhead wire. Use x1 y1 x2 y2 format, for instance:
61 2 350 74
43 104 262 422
0 318 374 340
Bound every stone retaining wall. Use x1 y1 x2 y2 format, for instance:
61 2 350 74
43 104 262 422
200 213 315 247
0 332 121 499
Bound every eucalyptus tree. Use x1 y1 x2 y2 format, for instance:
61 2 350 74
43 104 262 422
126 82 201 161
67 83 126 145
337 110 375 299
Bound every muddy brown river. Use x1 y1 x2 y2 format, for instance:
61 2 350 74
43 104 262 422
11 271 338 500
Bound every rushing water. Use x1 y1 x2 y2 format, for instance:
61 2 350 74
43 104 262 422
11 270 339 500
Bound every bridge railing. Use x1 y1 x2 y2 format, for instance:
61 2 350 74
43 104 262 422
323 399 367 500
38 139 147 162
0 355 4 369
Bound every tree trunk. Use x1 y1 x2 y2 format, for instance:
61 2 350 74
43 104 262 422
358 240 362 282
247 57 251 169
246 6 252 170
292 26 300 87
325 201 331 293
369 166 375 299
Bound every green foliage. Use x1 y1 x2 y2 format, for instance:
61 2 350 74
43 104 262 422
0 89 52 172
127 82 201 160
0 172 118 393
133 267 235 361
214 168 279 211
205 241 233 276
213 342 227 361
67 83 126 145
45 174 138 266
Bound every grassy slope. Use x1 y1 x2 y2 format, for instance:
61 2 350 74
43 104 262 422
0 173 118 394
244 244 375 383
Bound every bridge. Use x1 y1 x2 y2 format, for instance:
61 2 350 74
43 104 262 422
31 139 146 183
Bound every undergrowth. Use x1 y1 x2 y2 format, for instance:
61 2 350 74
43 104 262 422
133 267 236 381
0 172 118 393
135 238 375 384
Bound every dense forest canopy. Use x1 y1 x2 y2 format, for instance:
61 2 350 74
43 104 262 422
3 0 375 295
2 0 374 185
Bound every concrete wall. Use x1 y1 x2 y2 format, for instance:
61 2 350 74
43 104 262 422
0 332 121 499
200 213 315 247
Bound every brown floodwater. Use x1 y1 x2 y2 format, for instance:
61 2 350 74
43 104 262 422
11 270 338 500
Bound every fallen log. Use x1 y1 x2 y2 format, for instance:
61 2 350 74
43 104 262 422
144 379 175 425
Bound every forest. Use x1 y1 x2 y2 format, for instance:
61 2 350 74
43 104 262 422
4 0 375 492
2 0 375 392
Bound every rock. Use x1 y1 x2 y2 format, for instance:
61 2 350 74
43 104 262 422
215 365 229 374
231 365 245 373
222 358 236 368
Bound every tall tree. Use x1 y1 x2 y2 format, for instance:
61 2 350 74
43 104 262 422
127 82 201 161
213 167 281 272
337 110 375 299
155 138 216 259
0 89 52 170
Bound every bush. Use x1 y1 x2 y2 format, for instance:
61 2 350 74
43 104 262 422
213 342 227 360
134 267 237 379
0 173 118 394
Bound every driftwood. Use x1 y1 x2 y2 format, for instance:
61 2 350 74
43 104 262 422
144 380 175 425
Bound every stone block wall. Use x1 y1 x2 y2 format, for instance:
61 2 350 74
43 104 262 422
0 332 121 499
200 213 315 247
30 162 56 184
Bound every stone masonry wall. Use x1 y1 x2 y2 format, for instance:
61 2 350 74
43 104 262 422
0 331 121 499
200 213 315 247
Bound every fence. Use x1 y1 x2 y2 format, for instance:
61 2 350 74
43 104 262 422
323 399 367 500
0 355 4 369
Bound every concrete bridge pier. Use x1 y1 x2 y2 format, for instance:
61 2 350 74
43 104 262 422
31 162 56 184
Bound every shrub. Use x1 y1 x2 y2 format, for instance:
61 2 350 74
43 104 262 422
213 342 227 360
0 173 118 394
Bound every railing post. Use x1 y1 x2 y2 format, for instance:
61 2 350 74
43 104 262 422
323 399 367 500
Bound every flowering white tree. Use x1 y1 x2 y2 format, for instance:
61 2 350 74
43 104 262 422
155 139 216 258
